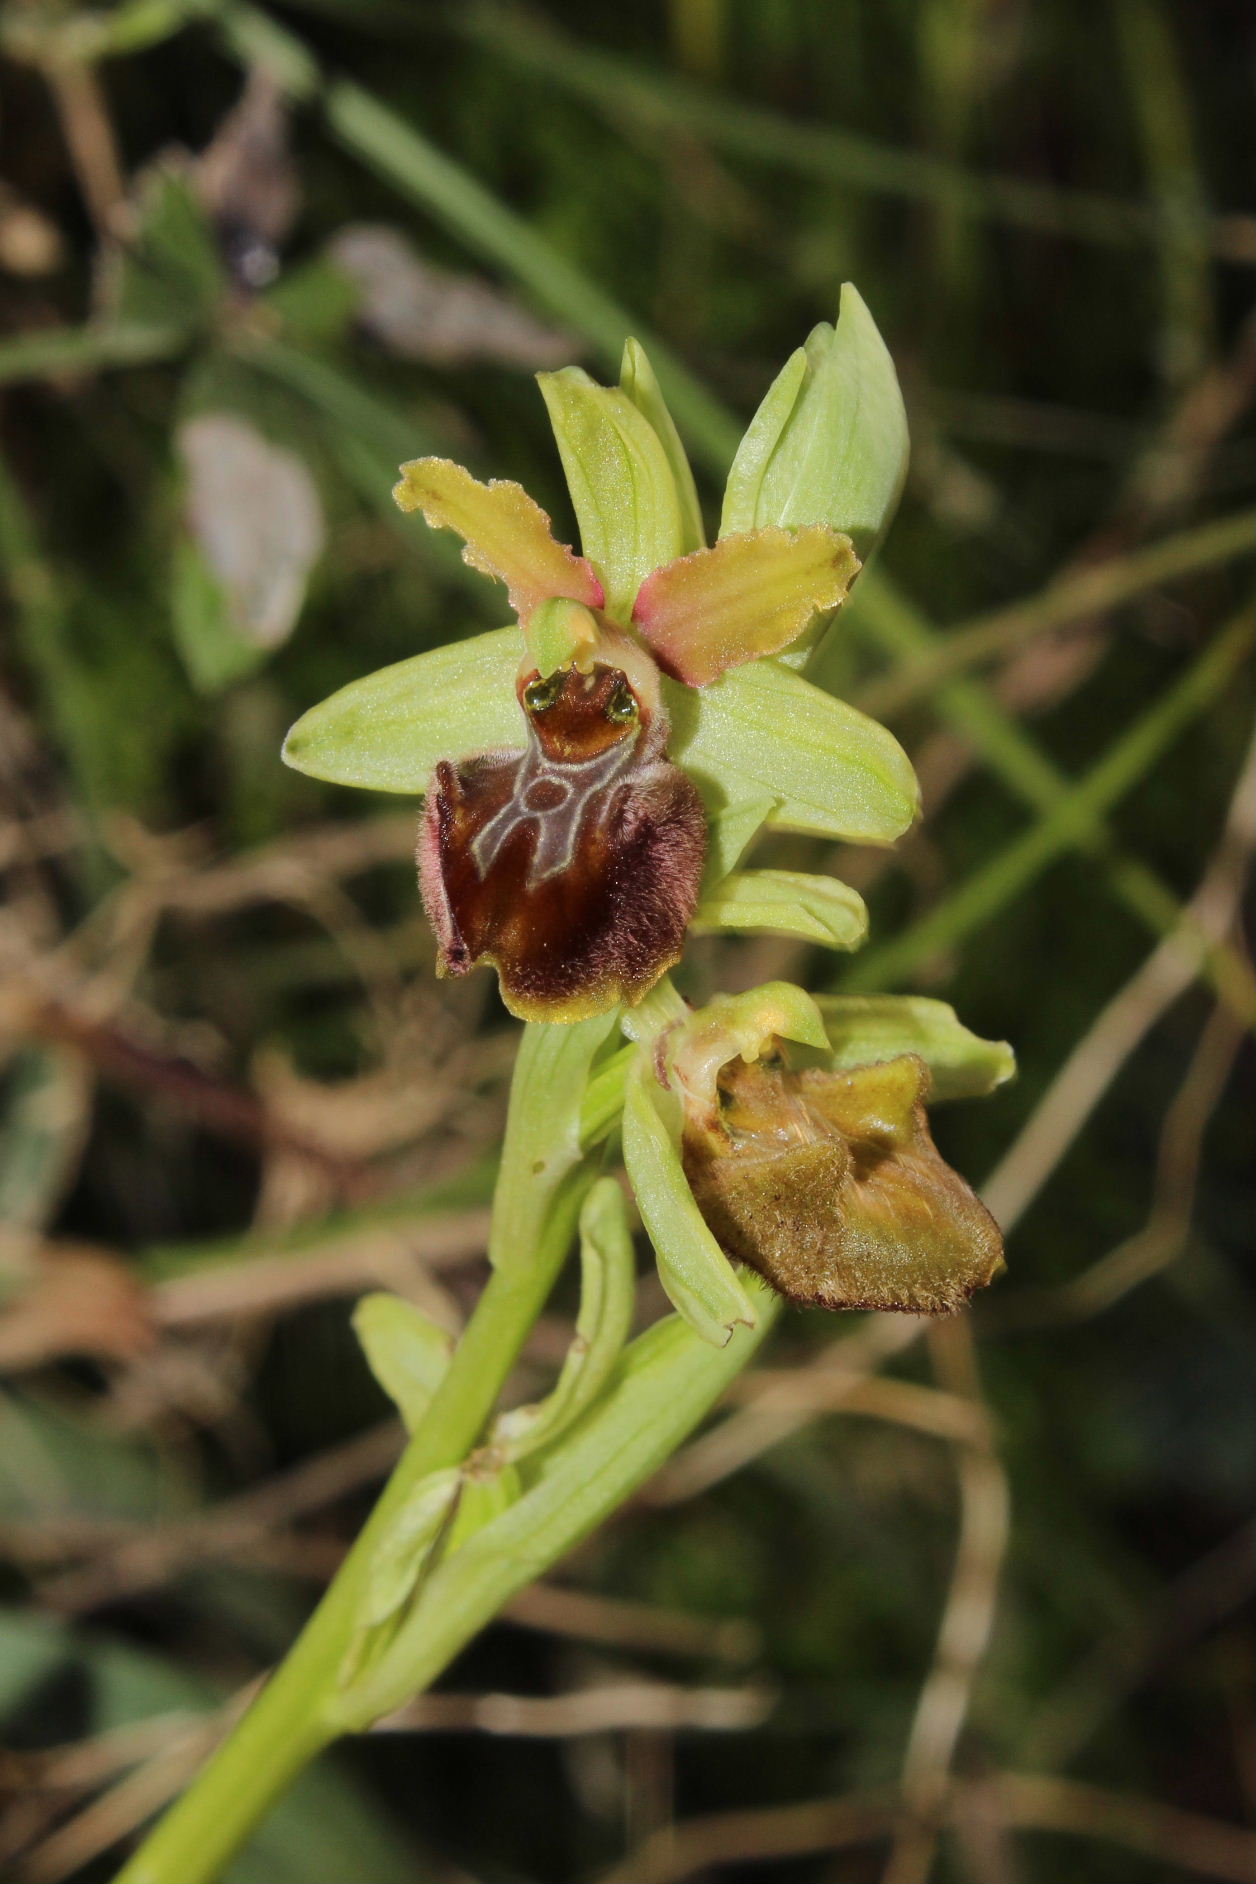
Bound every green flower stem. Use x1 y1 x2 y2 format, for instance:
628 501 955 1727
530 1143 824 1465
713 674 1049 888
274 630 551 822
333 1281 784 1730
113 1035 594 1884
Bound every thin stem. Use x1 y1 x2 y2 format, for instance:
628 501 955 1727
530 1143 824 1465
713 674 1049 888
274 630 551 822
112 1034 593 1884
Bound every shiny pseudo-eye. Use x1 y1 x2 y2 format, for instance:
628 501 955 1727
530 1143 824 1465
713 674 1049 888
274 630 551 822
604 679 638 725
418 662 706 1023
522 672 564 714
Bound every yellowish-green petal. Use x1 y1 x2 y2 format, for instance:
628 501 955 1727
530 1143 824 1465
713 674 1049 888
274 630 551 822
694 870 868 951
812 995 1017 1101
393 457 602 622
282 626 523 792
633 526 859 684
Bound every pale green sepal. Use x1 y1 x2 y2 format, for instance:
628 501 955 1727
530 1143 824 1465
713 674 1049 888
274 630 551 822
694 870 868 951
361 1467 461 1629
720 284 908 563
281 626 523 792
813 995 1016 1101
621 1066 756 1348
351 1293 454 1435
490 1011 621 1273
493 1177 636 1461
667 658 920 844
537 367 686 620
619 339 705 555
718 346 808 537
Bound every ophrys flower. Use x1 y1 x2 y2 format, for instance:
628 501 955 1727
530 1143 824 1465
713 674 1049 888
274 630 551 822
284 287 918 1021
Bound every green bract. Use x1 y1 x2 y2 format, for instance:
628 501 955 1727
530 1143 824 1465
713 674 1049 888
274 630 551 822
720 282 909 563
351 1294 454 1434
492 1177 636 1460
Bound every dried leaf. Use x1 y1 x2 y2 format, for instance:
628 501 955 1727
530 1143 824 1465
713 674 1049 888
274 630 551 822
329 224 575 367
194 69 300 289
177 412 324 654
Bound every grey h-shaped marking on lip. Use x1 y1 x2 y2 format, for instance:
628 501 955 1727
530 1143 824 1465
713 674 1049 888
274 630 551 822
470 728 642 888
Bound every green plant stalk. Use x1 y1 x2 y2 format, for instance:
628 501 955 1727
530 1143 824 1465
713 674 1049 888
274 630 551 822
111 1013 777 1884
112 1030 594 1884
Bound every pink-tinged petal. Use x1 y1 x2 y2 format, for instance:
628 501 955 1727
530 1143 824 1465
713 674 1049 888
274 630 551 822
632 526 859 685
393 457 602 621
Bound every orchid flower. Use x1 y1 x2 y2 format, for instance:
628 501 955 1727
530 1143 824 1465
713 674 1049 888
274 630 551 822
618 981 1014 1344
283 286 918 1021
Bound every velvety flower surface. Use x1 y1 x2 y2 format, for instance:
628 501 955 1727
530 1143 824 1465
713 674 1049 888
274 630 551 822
420 659 706 1023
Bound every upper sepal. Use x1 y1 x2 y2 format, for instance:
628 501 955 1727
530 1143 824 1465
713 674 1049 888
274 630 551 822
538 364 691 621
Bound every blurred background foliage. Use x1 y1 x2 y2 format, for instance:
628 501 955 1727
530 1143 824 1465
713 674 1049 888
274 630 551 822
0 1 1253 1880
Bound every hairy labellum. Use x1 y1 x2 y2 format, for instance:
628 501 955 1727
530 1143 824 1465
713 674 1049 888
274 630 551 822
419 662 706 1022
682 1054 1004 1315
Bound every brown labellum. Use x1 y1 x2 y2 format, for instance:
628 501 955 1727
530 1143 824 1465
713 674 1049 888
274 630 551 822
418 662 706 1022
682 1054 1004 1315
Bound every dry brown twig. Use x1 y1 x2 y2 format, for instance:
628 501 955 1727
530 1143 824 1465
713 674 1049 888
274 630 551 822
880 1319 1010 1884
375 1680 774 1738
981 733 1255 1238
643 1311 925 1505
594 1774 1256 1884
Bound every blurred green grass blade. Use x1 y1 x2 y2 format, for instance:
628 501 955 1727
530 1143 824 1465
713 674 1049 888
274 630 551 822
0 1050 88 1257
1115 0 1215 384
844 609 1255 993
860 508 1256 717
0 320 191 387
207 2 740 472
243 336 434 466
849 573 1256 1018
455 3 1255 261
